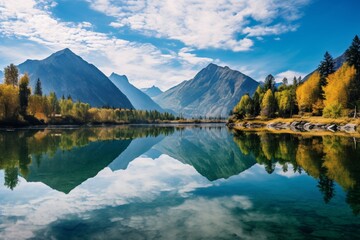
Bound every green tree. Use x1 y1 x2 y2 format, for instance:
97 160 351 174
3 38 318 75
34 78 43 96
346 35 360 70
282 77 288 86
318 52 335 99
4 167 19 190
318 173 335 204
293 76 298 87
252 86 264 116
264 74 275 92
261 89 277 118
19 73 31 116
48 92 60 117
233 94 253 119
345 35 360 111
4 64 19 86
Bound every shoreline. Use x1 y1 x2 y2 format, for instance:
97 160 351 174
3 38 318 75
227 117 360 137
0 119 227 130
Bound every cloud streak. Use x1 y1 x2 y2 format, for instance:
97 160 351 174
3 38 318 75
88 0 310 51
0 0 212 89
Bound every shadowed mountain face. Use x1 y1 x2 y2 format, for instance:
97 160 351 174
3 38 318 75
141 86 163 98
18 48 133 109
153 127 256 181
26 139 131 193
109 73 164 112
154 63 259 117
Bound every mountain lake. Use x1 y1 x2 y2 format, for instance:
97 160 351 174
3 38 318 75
0 124 360 239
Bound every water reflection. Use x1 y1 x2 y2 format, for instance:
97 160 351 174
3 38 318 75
232 130 360 215
0 126 175 193
0 126 360 239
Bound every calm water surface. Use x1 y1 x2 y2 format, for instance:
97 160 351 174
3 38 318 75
0 125 360 239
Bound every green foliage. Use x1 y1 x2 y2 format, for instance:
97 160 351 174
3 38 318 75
346 35 360 71
233 94 253 118
318 51 335 98
4 64 19 86
59 98 73 116
252 86 264 116
19 73 31 116
34 78 42 96
48 92 60 116
264 74 275 92
346 35 360 106
323 102 343 118
261 89 277 118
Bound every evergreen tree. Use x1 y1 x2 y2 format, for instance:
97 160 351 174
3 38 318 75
318 52 335 98
19 73 31 116
346 35 360 70
298 76 302 84
4 64 19 86
34 78 43 96
293 76 298 86
282 77 288 86
345 35 360 112
264 74 275 92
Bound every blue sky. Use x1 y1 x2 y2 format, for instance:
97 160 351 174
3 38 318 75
0 0 359 90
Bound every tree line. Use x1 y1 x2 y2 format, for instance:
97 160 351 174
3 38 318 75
232 35 360 119
0 67 177 124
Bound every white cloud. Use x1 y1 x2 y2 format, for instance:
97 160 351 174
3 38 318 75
0 0 213 89
88 0 310 51
243 24 297 37
0 155 211 239
275 70 306 83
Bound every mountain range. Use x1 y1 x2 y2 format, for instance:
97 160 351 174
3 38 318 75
109 73 164 112
154 64 259 117
18 48 133 109
141 86 163 98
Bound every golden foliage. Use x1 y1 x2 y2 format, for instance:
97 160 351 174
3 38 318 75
323 63 356 114
296 71 321 112
0 84 20 120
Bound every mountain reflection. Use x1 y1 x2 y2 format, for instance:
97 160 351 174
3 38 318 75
1 126 360 215
232 130 360 215
0 126 175 193
153 126 256 180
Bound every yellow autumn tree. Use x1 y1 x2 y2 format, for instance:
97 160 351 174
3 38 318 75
0 84 20 120
323 63 356 117
296 71 321 113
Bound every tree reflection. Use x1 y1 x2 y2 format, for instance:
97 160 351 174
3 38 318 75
0 126 175 191
233 130 360 214
4 167 19 190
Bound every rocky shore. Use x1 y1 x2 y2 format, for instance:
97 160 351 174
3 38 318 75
227 120 358 133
